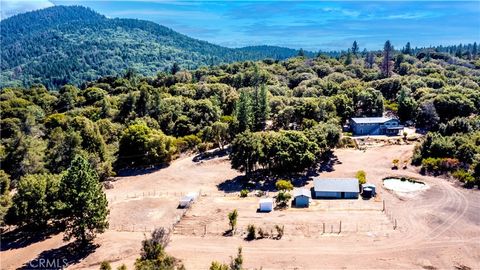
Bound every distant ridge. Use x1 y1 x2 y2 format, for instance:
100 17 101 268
0 6 313 89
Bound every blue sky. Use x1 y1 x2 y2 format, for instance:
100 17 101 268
2 0 480 50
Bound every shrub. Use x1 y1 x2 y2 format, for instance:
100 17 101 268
421 157 460 174
228 209 238 232
275 179 293 191
99 261 112 270
452 170 475 188
258 227 267 239
239 189 249 198
275 191 292 207
246 224 256 240
356 170 366 185
275 224 284 239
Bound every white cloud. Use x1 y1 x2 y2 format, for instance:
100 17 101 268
0 0 54 20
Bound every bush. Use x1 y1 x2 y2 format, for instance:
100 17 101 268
228 209 238 232
99 261 112 270
274 224 284 239
239 189 249 198
275 191 292 207
246 224 256 240
452 170 475 188
421 157 460 174
356 170 366 184
275 179 293 191
258 227 267 239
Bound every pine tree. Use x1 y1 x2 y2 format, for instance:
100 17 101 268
298 48 305 57
236 90 252 132
252 85 269 131
364 52 375 69
59 155 109 243
344 49 353 65
381 40 394 78
351 41 359 56
403 42 412 55
472 42 477 59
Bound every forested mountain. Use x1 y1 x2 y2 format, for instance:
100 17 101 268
0 6 308 89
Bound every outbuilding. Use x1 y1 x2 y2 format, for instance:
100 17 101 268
313 178 360 199
178 192 198 208
293 188 311 207
259 198 274 212
350 117 404 136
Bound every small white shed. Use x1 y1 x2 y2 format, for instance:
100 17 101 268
178 192 199 208
259 198 274 212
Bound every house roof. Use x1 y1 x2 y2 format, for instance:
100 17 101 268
313 178 360 193
351 117 396 124
293 188 311 198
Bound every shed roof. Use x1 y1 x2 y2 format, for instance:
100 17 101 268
351 117 395 124
313 178 360 193
259 198 273 204
293 188 311 198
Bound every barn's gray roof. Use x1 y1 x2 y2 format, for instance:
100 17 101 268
351 117 396 124
313 178 360 193
293 188 311 198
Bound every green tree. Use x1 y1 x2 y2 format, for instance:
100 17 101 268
351 41 359 56
252 85 269 131
236 90 252 132
211 121 229 150
403 42 412 55
0 170 12 225
118 123 177 167
397 87 417 122
381 40 394 78
9 173 61 228
59 155 109 243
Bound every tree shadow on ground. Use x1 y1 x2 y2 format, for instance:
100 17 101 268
316 152 341 173
217 173 311 193
0 225 63 251
192 148 229 163
115 164 169 177
20 241 98 269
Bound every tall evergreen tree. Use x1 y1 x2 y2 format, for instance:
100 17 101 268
344 49 353 65
351 41 359 56
59 155 109 243
236 90 252 132
403 42 412 55
381 40 394 78
298 48 305 57
472 42 478 59
253 85 270 131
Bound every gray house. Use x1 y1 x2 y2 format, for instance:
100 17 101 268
313 178 359 199
293 188 311 207
350 117 403 136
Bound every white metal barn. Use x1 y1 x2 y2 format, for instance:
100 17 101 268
259 198 274 212
313 178 359 199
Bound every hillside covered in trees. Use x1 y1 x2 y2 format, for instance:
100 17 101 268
0 6 314 89
1 38 480 230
